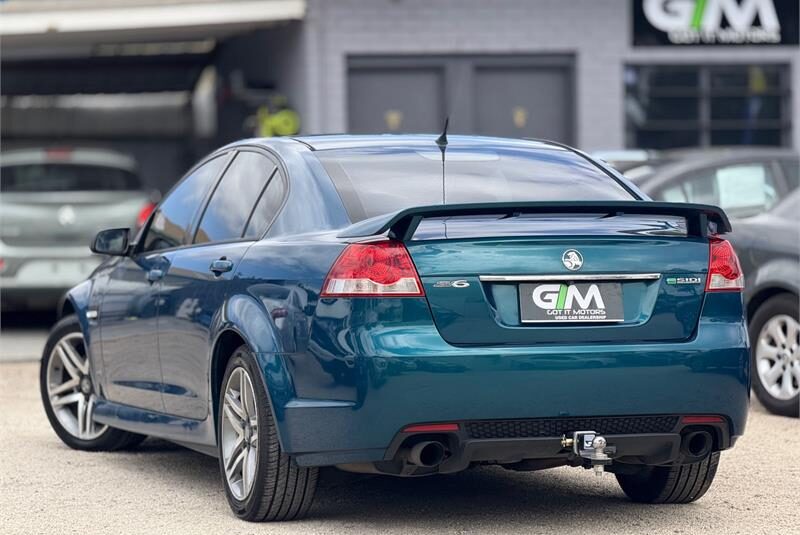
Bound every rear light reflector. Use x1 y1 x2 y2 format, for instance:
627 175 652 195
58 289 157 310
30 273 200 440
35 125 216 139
706 238 744 292
403 423 459 433
136 201 156 229
45 147 72 160
321 240 424 297
681 415 724 424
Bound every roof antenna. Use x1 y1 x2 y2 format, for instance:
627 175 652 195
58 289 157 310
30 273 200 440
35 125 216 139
436 117 449 204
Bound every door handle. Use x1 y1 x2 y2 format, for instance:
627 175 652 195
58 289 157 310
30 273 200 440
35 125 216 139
210 257 234 276
147 269 164 283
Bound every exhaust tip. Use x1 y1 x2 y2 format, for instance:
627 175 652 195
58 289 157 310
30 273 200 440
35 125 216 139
682 430 713 458
408 441 446 467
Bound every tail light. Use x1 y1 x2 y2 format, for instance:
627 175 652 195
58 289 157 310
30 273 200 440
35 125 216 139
45 147 72 161
706 238 744 292
271 307 288 319
321 240 424 297
136 201 156 229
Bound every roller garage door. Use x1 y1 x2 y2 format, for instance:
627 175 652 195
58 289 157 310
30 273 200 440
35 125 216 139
348 67 445 134
348 55 573 143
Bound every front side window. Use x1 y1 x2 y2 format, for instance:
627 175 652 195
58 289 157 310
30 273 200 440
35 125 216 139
194 151 276 244
142 155 226 252
655 162 779 218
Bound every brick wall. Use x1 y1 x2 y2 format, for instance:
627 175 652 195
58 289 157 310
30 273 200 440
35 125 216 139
299 0 800 152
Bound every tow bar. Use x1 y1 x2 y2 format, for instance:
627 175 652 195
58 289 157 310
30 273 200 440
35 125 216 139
561 431 616 476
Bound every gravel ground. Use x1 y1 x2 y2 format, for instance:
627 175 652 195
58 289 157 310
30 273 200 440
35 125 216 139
1 360 798 535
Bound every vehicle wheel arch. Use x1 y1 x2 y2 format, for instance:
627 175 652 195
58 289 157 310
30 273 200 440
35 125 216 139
208 295 293 449
747 286 798 323
58 294 76 319
58 280 95 344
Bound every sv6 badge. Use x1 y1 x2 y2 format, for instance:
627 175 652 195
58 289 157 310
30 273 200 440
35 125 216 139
433 280 470 288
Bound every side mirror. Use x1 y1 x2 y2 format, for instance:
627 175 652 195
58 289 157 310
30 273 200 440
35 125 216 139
91 228 130 256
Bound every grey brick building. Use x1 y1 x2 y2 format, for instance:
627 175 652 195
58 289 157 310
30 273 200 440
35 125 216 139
2 0 798 190
294 0 799 151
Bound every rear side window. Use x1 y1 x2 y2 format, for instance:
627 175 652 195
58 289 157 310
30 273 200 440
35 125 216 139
772 190 800 220
313 146 634 222
143 155 226 252
779 159 798 190
243 170 287 239
194 151 276 244
656 162 779 218
1 164 140 192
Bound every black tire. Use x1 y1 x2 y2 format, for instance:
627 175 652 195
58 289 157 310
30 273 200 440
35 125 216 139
749 293 800 417
40 315 147 451
616 453 720 504
218 346 318 522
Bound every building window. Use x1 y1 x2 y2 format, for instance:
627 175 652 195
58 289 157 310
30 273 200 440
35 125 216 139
625 64 791 149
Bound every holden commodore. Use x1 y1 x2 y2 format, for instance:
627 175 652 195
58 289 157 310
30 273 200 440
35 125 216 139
40 135 749 521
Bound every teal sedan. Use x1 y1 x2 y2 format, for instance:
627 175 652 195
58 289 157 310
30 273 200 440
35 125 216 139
40 135 749 521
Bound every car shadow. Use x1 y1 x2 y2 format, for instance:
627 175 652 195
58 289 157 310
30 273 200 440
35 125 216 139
311 466 642 525
115 439 688 529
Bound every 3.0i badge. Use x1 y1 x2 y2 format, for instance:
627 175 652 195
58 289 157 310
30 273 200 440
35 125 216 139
666 276 702 285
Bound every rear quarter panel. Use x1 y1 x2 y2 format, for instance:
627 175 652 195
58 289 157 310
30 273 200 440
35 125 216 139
222 238 345 423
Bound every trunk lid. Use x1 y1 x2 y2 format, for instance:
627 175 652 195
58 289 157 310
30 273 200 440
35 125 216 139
406 214 709 345
406 214 708 345
339 201 726 346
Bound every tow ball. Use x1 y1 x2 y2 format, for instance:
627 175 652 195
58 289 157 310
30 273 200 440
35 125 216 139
561 431 616 476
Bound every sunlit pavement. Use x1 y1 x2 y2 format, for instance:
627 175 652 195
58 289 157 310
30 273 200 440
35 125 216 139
1 356 798 534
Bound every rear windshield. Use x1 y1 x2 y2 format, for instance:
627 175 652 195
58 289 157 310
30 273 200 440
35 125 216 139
314 147 636 222
0 164 141 192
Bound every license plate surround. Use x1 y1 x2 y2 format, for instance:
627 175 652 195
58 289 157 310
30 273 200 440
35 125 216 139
519 281 624 324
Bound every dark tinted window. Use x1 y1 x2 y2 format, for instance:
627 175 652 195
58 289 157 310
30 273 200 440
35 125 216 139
143 155 226 252
194 151 275 244
626 64 791 149
244 170 287 239
315 146 634 222
1 164 140 192
780 159 799 190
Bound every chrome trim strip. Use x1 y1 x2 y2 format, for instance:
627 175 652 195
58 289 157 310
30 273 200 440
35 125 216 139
520 319 625 324
479 273 662 282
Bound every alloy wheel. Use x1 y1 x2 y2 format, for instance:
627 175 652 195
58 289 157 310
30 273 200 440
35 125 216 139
221 367 259 501
45 332 108 440
756 314 800 401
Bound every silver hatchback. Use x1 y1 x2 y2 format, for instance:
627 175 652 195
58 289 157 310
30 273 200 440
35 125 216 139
1 148 153 311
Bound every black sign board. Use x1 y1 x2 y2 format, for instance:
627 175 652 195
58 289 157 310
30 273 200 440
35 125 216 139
633 0 799 46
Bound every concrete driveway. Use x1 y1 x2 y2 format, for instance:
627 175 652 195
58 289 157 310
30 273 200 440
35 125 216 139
1 359 799 535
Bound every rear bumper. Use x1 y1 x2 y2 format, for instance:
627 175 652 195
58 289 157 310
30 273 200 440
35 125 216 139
0 287 68 310
0 246 99 290
0 248 100 310
266 315 749 467
373 415 731 475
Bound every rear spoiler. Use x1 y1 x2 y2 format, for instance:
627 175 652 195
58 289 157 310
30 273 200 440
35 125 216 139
338 201 731 241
